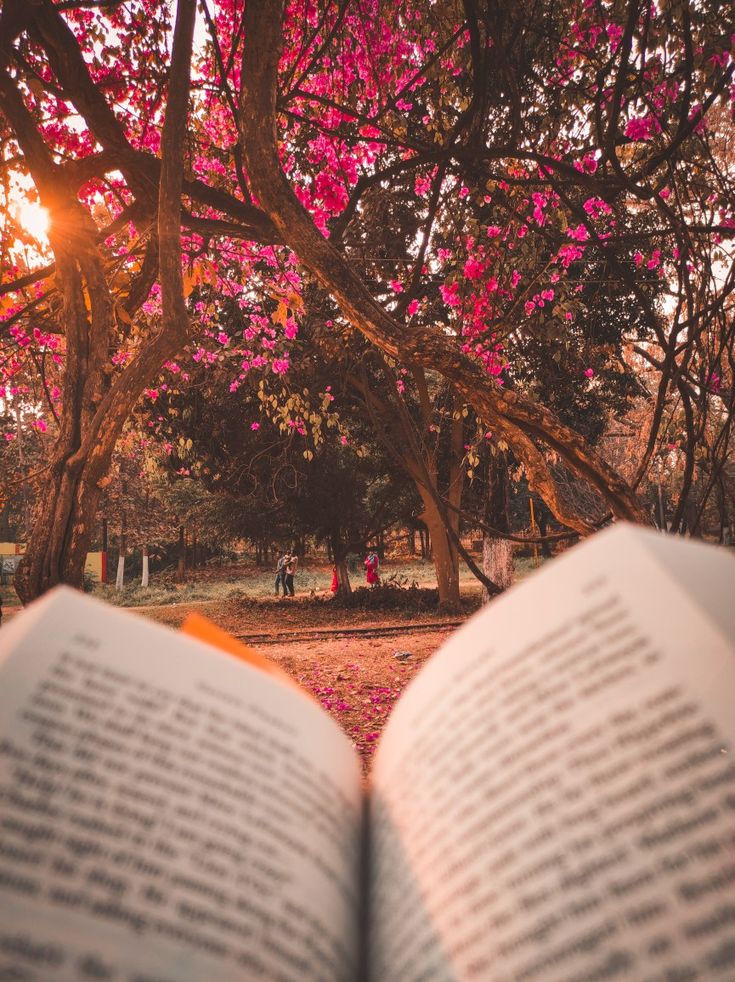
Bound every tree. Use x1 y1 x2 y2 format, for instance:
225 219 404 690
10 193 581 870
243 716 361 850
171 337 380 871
2 0 733 600
0 0 200 599
151 345 421 593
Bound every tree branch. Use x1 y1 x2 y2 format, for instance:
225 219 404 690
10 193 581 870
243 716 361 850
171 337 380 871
238 0 649 532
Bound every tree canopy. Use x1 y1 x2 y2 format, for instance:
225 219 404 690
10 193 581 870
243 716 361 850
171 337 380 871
0 0 733 599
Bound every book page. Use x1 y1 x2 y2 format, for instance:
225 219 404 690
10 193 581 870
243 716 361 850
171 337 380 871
0 588 362 982
368 526 735 981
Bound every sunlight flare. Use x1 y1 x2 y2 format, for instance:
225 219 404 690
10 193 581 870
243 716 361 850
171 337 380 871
13 198 49 242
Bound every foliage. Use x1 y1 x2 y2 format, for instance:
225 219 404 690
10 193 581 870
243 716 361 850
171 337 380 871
0 0 734 596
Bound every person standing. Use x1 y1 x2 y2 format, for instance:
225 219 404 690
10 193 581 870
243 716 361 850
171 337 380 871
274 552 288 596
364 550 380 586
284 553 298 596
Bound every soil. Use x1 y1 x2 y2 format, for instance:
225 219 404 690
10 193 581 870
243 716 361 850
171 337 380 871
269 625 455 771
139 591 473 772
2 579 478 773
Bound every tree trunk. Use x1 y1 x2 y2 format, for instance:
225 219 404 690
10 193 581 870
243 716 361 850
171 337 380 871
141 543 149 588
656 477 668 531
177 524 186 583
535 502 554 559
335 559 351 593
16 453 103 602
482 537 513 597
11 0 196 604
444 401 464 590
717 479 729 545
115 516 127 591
101 516 108 583
417 490 460 607
115 553 125 591
12 263 191 605
330 535 352 593
482 451 513 602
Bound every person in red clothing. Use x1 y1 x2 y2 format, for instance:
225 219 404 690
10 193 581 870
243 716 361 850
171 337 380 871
364 551 380 586
330 567 339 593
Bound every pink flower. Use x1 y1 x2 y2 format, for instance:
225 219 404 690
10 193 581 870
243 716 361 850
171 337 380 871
463 257 484 279
584 368 595 378
314 170 348 212
625 114 661 142
389 280 403 293
250 422 260 430
486 224 502 237
555 243 584 267
567 224 589 241
440 282 461 307
583 196 612 218
407 299 419 316
607 23 623 52
415 174 431 196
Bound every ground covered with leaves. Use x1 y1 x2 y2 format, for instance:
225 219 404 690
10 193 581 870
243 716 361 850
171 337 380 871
4 559 540 767
137 584 478 770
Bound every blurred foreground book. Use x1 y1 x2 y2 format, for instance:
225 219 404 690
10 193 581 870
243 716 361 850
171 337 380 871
1 524 734 981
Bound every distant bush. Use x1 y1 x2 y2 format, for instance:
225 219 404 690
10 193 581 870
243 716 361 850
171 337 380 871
331 583 440 612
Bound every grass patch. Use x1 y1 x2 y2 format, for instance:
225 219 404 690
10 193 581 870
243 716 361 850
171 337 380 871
92 580 244 607
91 553 547 608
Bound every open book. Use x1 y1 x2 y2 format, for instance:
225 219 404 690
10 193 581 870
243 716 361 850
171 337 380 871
1 524 734 981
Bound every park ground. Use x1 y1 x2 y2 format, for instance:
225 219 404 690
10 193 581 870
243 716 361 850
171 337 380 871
2 555 542 769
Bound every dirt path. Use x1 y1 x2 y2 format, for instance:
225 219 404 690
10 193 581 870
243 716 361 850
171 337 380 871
134 594 470 769
3 590 470 771
262 626 457 769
